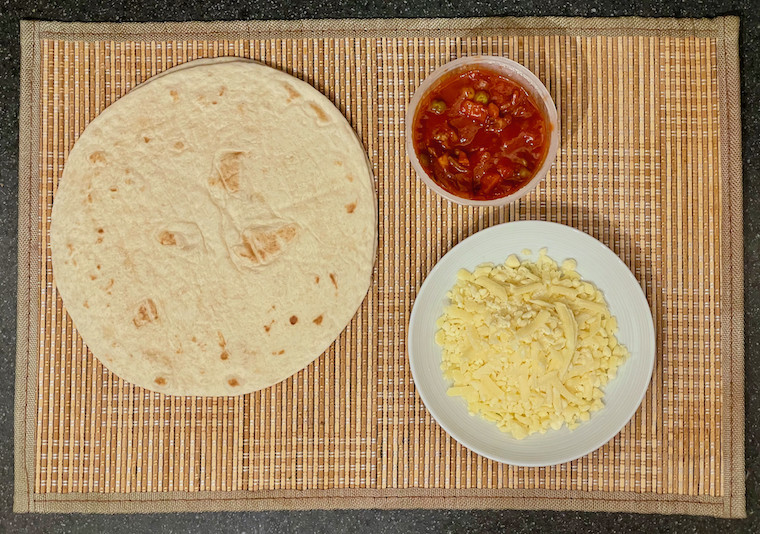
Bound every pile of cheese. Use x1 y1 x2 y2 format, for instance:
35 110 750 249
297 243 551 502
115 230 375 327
436 250 629 440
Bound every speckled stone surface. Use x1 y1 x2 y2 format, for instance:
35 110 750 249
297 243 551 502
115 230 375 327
1 1 757 532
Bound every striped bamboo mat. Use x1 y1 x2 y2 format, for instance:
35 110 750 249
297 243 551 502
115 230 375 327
15 17 744 516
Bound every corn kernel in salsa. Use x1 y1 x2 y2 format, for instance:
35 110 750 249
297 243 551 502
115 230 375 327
412 67 550 201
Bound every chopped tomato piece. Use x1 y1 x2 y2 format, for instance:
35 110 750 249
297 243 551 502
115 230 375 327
459 100 488 123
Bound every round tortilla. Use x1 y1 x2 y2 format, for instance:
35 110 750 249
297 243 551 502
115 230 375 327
50 59 377 396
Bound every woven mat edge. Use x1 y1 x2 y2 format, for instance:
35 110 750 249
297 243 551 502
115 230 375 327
28 489 727 516
31 16 731 40
716 16 746 519
13 19 42 515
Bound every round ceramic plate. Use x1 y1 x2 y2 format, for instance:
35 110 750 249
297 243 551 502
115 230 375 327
408 221 655 466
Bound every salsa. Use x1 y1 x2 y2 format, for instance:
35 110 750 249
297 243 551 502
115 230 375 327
412 67 550 201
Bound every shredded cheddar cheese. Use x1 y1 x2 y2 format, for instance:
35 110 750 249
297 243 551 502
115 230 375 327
436 249 629 439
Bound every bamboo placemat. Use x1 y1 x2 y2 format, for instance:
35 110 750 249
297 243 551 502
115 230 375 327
14 17 744 517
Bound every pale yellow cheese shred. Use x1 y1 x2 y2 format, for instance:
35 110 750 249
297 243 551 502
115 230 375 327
436 249 629 440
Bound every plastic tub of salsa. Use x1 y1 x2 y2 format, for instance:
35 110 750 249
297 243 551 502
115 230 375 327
406 56 559 206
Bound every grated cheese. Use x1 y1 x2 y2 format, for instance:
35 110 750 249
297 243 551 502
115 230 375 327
436 249 629 439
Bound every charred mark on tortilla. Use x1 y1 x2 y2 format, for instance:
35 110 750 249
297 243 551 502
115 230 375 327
290 315 298 325
133 298 159 328
158 230 177 246
283 83 301 102
89 151 107 164
234 224 298 266
209 150 245 193
309 102 329 122
313 315 323 325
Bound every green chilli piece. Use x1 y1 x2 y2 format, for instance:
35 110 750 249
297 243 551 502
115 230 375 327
430 99 447 114
474 90 489 104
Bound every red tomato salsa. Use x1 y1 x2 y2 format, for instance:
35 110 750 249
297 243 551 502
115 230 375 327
412 67 550 201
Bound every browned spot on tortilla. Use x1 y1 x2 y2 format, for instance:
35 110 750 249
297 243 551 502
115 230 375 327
283 83 301 102
346 174 355 182
191 336 197 342
279 349 285 355
86 193 93 204
290 315 298 325
309 102 329 122
237 103 245 112
97 228 104 234
83 300 89 309
264 320 274 333
174 141 184 150
133 298 159 328
158 231 177 246
335 160 344 166
170 90 179 101
67 243 74 253
217 331 226 348
235 224 299 266
211 101 218 105
175 347 183 354
218 86 226 96
96 237 103 244
313 315 323 325
155 377 167 386
89 151 107 164
124 178 134 185
109 186 118 192
96 264 101 270
90 274 97 280
345 202 356 213
105 279 114 290
315 276 320 284
271 349 285 355
228 378 239 387
209 151 245 193
143 136 151 143
220 350 229 361
329 273 338 289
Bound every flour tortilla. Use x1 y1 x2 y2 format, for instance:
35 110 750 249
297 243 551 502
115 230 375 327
50 59 377 396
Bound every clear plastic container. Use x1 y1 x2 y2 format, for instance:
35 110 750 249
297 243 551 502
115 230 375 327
405 56 560 207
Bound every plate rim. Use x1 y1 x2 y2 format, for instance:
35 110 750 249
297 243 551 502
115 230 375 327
407 220 656 466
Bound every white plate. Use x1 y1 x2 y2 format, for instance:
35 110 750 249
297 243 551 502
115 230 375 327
408 221 655 466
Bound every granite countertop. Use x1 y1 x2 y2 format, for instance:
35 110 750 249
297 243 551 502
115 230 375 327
1 1 757 532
